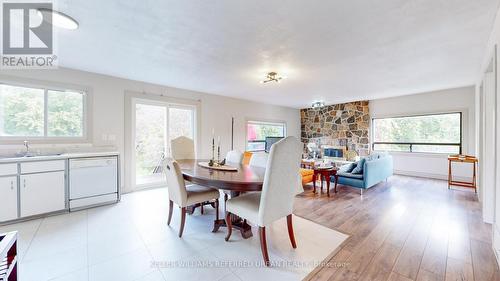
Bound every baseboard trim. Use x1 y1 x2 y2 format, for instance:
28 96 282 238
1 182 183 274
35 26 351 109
394 170 472 182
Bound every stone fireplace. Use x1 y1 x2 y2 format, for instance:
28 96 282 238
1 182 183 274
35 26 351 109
300 101 370 157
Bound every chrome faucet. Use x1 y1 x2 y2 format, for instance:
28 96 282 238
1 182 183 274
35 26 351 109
24 140 30 154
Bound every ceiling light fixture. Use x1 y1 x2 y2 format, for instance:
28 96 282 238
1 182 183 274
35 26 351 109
37 8 79 30
260 72 283 84
311 101 325 109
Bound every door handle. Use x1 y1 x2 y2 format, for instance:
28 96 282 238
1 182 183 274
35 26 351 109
10 180 14 190
23 179 26 188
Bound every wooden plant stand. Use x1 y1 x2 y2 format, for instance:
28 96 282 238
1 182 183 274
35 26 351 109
448 155 478 193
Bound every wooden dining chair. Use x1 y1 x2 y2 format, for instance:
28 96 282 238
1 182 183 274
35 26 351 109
163 158 220 237
171 136 195 160
224 137 303 266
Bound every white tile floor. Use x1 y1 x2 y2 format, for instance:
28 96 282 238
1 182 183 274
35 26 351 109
0 188 348 281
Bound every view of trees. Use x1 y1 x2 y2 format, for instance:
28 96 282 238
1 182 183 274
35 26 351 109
247 122 285 151
134 104 194 183
0 85 83 137
169 107 193 140
0 85 44 136
135 104 167 179
47 90 84 137
373 113 461 153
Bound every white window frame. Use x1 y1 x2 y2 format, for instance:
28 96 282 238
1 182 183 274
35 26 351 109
245 119 287 152
0 80 89 143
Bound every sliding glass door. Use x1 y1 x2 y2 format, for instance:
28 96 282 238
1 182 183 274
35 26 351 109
168 106 194 141
132 99 195 190
134 102 167 187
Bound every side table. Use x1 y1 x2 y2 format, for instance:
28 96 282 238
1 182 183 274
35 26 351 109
312 167 339 197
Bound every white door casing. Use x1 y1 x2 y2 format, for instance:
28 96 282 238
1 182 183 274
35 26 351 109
483 71 496 223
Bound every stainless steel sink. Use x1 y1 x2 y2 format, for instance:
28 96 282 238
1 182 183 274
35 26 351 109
19 152 63 157
6 152 64 158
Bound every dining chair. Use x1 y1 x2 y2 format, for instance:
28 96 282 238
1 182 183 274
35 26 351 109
163 158 220 237
224 136 303 266
171 136 195 160
222 150 244 207
248 152 268 168
226 150 243 163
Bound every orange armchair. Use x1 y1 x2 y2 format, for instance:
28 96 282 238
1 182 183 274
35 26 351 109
242 151 253 165
300 168 314 185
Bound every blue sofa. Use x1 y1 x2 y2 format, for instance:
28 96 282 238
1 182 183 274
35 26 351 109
331 153 393 193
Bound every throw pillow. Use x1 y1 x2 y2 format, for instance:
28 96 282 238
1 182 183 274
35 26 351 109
351 158 366 174
340 163 356 173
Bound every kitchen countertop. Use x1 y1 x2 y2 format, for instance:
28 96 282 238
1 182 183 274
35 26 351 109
0 151 120 163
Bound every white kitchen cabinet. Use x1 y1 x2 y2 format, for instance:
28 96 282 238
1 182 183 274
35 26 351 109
20 160 65 174
0 177 18 222
0 164 17 176
20 171 65 217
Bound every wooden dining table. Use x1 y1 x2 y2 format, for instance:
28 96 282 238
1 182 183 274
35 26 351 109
177 159 265 239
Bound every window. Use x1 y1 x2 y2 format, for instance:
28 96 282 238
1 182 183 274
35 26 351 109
372 113 462 154
246 120 286 151
0 83 85 139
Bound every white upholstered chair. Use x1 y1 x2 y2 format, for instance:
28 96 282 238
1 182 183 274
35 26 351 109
225 136 303 265
225 150 243 164
248 152 268 168
171 136 195 160
163 158 220 237
222 150 244 205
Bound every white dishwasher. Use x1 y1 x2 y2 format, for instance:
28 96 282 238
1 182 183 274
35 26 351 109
69 156 119 210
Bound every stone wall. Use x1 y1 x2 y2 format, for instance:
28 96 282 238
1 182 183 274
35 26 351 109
300 101 370 156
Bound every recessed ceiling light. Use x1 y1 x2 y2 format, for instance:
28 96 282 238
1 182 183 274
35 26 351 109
37 8 79 30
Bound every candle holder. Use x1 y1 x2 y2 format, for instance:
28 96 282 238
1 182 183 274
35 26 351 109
217 145 220 165
209 135 225 167
209 136 215 166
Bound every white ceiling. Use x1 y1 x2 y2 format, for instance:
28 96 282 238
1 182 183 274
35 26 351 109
56 0 499 108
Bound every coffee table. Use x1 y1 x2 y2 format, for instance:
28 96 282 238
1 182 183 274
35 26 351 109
312 167 339 197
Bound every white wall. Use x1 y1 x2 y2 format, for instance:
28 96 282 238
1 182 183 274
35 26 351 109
0 68 300 193
370 86 476 181
478 4 500 262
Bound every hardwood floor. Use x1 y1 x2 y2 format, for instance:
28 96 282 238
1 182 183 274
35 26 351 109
294 175 499 281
